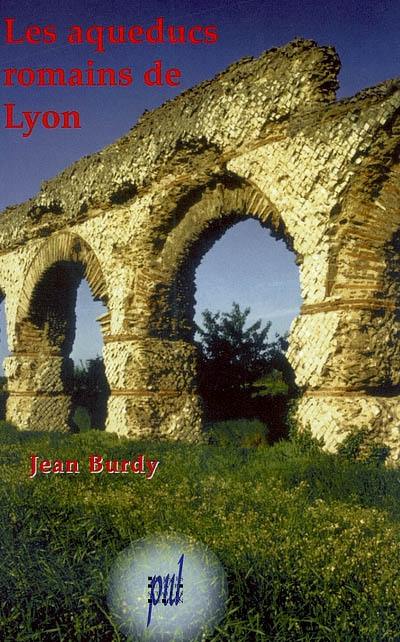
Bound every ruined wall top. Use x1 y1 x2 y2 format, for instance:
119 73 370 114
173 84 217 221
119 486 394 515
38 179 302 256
0 37 399 252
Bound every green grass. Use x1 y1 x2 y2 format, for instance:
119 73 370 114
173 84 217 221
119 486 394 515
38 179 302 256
252 370 289 397
204 418 269 447
72 405 92 432
1 420 400 641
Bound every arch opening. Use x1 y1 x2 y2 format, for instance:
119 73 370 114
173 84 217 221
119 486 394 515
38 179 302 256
194 218 301 336
168 209 302 443
70 279 109 431
16 256 110 432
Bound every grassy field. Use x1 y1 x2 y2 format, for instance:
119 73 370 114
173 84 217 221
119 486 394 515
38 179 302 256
1 420 400 641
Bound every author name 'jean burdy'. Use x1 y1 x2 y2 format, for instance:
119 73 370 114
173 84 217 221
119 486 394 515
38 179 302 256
29 454 160 479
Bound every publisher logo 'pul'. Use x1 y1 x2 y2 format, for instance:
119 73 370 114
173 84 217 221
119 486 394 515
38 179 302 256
147 553 184 627
108 534 228 642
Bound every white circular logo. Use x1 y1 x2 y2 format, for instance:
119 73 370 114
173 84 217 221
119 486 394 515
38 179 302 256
107 533 228 641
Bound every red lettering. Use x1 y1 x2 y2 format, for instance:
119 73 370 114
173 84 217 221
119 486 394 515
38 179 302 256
121 460 130 473
204 25 219 44
128 24 144 43
67 25 83 45
42 110 60 129
43 25 57 44
68 68 83 86
86 25 105 53
4 104 81 137
23 110 41 138
5 103 22 128
4 18 24 44
166 68 181 86
4 69 17 86
39 460 52 473
25 25 41 44
62 110 80 129
146 17 165 44
89 454 103 473
105 460 119 473
118 68 133 86
188 26 204 44
144 60 163 86
144 61 181 87
4 18 57 45
37 68 65 86
168 25 185 44
19 68 35 87
108 25 126 44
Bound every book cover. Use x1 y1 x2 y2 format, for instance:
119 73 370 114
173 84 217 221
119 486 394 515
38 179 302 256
1 1 399 640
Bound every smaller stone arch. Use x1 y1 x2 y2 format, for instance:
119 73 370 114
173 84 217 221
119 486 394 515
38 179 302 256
6 233 110 431
14 232 109 354
16 232 108 329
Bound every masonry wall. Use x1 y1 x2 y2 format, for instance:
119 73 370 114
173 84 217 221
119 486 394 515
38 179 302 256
0 39 399 457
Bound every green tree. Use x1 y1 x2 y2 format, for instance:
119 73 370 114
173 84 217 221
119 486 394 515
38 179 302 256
197 302 280 391
196 302 293 429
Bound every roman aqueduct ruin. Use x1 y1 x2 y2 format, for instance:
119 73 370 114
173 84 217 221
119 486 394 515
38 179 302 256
0 40 399 455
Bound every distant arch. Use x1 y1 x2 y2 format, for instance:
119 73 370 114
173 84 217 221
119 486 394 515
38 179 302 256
17 233 107 324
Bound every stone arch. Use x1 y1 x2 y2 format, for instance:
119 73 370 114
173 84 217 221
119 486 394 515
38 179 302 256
161 177 294 267
163 177 303 437
6 233 110 431
164 178 298 337
108 176 303 442
16 232 108 334
331 165 400 298
127 177 300 340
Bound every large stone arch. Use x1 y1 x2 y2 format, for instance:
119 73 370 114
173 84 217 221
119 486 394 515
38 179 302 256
127 177 295 338
5 233 110 431
103 177 299 442
162 178 296 329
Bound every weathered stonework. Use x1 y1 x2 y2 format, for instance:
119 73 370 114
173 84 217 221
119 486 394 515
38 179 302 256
0 39 399 455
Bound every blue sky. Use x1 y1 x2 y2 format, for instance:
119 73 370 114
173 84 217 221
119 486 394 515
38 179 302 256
0 0 399 366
